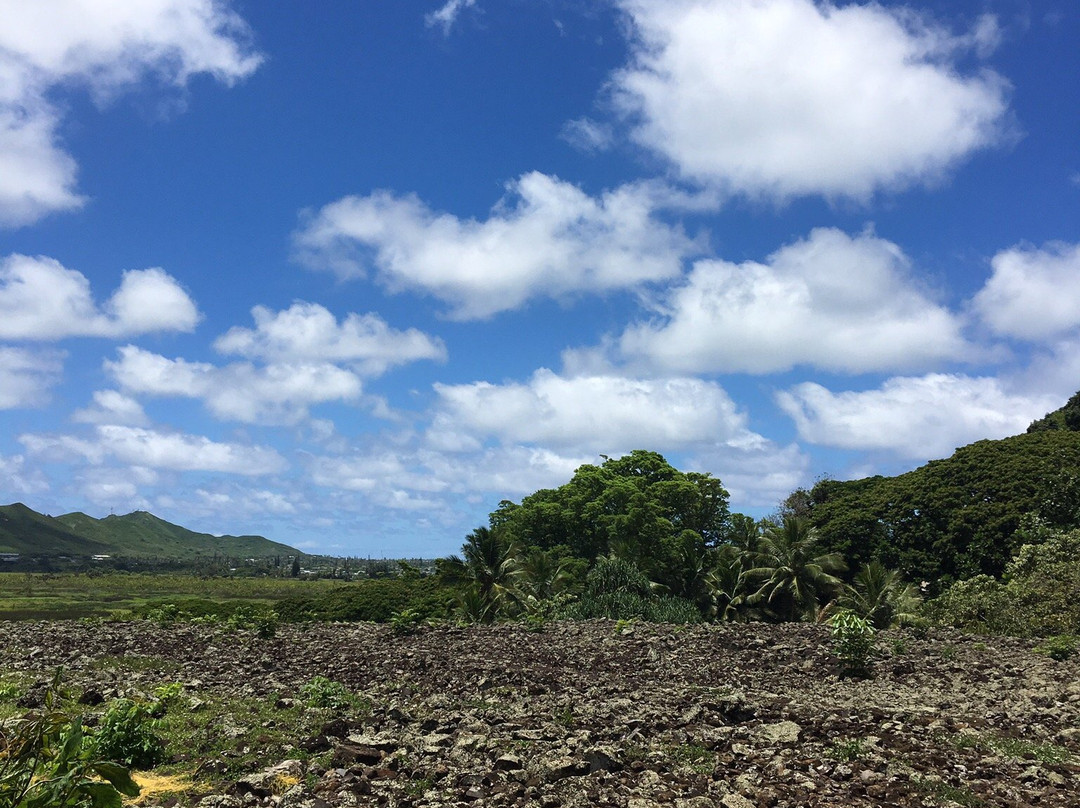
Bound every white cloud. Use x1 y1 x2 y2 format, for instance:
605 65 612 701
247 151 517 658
20 424 286 475
560 118 614 153
72 390 149 425
0 255 199 339
214 301 446 374
294 172 697 319
689 442 808 509
0 0 261 226
0 452 49 496
777 374 1059 459
618 227 971 374
612 0 1009 200
425 0 477 35
973 241 1080 341
106 345 364 425
0 347 63 408
308 444 588 506
428 369 762 453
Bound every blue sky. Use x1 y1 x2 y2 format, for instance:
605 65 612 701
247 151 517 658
1 0 1078 557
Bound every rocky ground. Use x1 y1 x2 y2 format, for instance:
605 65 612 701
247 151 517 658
1 619 1078 807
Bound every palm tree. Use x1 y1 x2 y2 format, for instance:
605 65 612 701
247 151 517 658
710 544 751 622
509 546 580 614
839 560 923 629
439 526 518 622
747 516 846 621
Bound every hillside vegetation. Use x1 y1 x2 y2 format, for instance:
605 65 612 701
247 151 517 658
0 504 297 560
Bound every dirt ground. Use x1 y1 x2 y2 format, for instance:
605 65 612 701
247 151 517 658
2 619 1077 807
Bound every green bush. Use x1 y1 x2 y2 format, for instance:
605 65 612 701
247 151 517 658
829 609 877 678
558 556 701 624
226 605 279 638
276 578 454 623
299 677 355 711
0 673 140 808
1035 635 1078 661
94 699 167 769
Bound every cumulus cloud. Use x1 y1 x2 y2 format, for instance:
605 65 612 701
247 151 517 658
72 390 149 426
618 227 971 374
0 255 199 339
214 302 446 374
611 0 1009 200
105 345 364 425
308 445 589 506
20 424 286 475
428 369 762 453
777 374 1059 459
0 451 49 495
294 172 697 319
973 241 1080 341
0 0 261 226
425 0 477 35
0 347 63 408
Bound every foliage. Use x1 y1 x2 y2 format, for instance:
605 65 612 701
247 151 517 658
488 451 730 575
94 698 167 770
559 556 701 623
299 677 355 711
925 526 1080 637
839 561 922 629
226 604 279 638
806 430 1080 583
829 609 877 678
0 674 140 808
1035 635 1078 661
438 527 519 623
389 608 423 635
747 516 846 621
276 577 454 623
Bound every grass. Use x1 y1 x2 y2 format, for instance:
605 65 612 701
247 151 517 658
912 775 986 807
668 743 714 774
0 571 348 620
941 730 1073 765
827 738 867 762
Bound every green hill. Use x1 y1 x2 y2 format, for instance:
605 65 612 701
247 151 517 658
0 504 297 560
806 407 1080 584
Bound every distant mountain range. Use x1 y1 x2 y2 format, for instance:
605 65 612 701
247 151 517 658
0 504 298 559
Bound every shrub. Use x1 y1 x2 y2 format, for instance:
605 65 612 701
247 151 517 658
299 677 354 711
277 578 454 623
1035 635 1078 661
226 605 279 638
829 609 877 678
94 698 167 769
0 673 140 808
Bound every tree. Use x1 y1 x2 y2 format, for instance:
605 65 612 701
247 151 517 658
838 560 922 629
439 526 518 622
747 516 846 622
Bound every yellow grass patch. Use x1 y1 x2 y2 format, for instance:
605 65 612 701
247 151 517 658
125 771 194 805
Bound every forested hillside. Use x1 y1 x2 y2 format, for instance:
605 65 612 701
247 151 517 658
0 504 297 560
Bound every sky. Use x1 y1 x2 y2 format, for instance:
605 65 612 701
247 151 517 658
0 0 1078 558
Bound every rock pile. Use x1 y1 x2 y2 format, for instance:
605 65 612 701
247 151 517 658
1 619 1077 807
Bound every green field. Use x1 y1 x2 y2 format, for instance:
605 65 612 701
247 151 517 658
0 572 350 620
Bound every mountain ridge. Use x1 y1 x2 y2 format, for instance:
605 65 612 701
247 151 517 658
0 504 298 559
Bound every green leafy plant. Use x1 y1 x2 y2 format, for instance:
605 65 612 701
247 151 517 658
827 738 866 762
226 605 279 638
389 608 423 636
299 677 354 711
0 672 141 808
1035 634 1078 661
94 698 167 769
829 609 877 678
